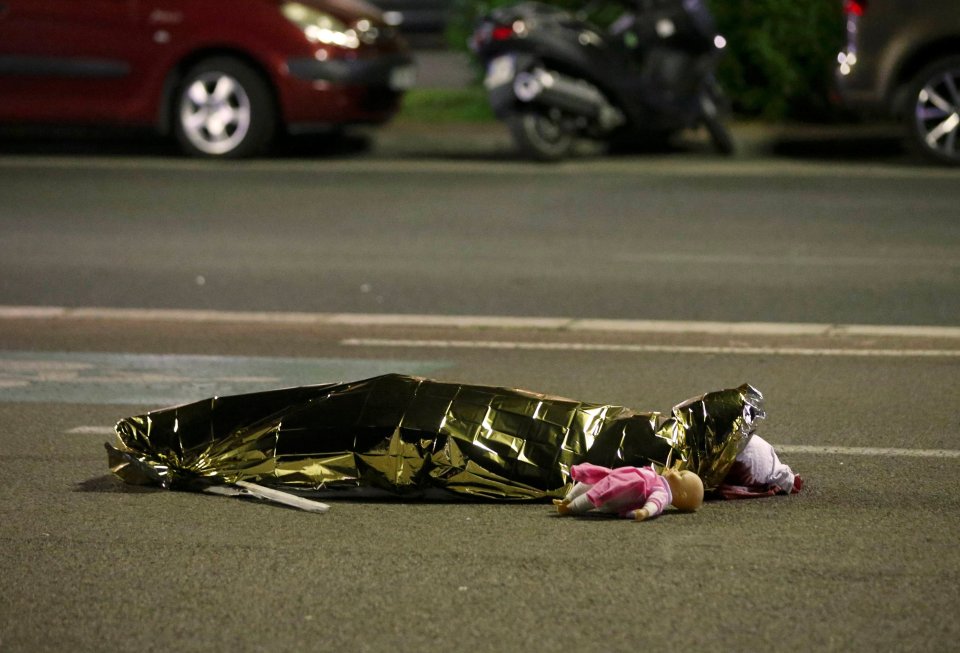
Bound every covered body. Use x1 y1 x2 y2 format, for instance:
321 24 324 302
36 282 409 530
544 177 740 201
107 374 764 500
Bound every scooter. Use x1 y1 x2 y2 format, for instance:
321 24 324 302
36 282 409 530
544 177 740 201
470 0 734 160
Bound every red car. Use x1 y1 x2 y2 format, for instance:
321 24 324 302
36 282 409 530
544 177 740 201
0 0 416 157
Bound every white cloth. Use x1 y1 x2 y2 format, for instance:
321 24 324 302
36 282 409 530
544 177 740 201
736 435 796 493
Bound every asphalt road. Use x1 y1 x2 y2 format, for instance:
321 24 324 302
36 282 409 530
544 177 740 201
1 122 958 326
2 316 959 652
0 131 959 652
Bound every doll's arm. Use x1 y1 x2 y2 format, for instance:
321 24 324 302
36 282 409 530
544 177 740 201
627 487 670 521
630 507 651 521
627 502 656 521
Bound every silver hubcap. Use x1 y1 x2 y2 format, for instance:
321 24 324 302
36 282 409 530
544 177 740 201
179 72 252 155
915 67 960 159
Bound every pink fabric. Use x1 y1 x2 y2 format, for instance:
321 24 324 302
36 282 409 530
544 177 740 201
570 463 671 518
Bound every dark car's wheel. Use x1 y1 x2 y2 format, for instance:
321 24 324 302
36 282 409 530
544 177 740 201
174 57 276 158
506 109 574 162
906 56 960 166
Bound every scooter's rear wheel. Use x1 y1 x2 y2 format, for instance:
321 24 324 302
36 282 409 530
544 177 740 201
506 110 574 162
703 112 735 155
700 85 735 155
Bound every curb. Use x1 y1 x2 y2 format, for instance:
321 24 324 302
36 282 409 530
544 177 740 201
378 117 907 160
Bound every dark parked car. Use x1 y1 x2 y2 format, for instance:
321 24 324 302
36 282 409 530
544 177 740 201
836 0 960 165
371 0 450 47
0 0 416 157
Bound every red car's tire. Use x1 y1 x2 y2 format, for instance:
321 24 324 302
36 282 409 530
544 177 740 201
173 57 277 158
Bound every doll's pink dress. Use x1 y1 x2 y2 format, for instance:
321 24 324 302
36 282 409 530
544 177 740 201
569 463 672 519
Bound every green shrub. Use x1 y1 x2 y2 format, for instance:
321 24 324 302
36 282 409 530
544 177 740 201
446 0 846 121
710 0 845 120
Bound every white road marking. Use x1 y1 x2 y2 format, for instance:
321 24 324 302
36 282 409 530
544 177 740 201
777 445 960 458
341 337 960 358
70 424 959 459
608 251 960 270
0 350 445 405
3 305 960 340
67 426 116 435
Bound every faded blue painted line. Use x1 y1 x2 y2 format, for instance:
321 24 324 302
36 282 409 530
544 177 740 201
0 351 448 405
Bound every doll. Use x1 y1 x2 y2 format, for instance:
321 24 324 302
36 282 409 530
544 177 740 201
554 462 704 520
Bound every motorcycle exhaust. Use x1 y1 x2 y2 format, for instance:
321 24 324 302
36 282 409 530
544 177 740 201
513 68 624 130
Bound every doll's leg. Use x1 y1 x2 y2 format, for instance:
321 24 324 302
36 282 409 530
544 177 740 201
564 481 593 503
562 493 596 514
556 481 594 516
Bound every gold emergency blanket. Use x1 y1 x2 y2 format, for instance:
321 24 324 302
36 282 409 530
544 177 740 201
106 374 764 500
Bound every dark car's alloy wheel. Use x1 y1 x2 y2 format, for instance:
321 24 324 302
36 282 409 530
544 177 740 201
174 57 276 158
908 56 960 166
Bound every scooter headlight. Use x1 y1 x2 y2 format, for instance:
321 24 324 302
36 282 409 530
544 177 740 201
281 1 360 49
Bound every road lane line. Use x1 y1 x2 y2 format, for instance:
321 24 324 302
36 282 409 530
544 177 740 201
776 445 960 458
341 337 960 358
66 426 116 435
3 306 960 340
68 425 960 460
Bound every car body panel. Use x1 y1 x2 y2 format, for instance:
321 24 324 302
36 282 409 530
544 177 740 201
0 0 412 133
0 0 158 122
837 0 960 113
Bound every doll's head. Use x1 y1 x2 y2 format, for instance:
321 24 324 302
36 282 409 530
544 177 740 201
663 469 704 512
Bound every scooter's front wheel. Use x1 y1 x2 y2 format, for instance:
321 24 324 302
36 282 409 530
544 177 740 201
505 110 573 162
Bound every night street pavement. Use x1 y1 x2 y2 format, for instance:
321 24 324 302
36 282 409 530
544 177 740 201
0 125 958 652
